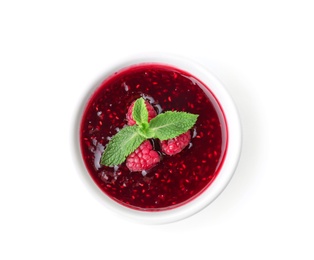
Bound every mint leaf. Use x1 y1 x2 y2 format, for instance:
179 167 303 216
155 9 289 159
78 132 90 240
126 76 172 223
100 125 145 166
148 111 198 140
132 97 148 126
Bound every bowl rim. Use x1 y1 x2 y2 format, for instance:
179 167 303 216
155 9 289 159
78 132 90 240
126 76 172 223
78 53 242 224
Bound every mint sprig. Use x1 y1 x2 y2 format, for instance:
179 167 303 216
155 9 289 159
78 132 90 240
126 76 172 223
100 97 198 167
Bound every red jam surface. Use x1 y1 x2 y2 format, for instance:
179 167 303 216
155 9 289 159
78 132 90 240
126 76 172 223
80 63 228 211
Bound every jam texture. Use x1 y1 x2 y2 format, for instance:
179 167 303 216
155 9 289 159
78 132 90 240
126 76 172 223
80 63 228 211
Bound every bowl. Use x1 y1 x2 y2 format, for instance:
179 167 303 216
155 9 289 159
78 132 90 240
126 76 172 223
78 53 241 224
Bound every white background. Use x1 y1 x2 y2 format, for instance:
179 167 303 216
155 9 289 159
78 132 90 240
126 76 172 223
1 0 314 259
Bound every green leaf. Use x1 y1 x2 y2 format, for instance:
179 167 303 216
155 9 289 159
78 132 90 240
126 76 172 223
132 97 148 125
148 111 198 140
100 125 145 166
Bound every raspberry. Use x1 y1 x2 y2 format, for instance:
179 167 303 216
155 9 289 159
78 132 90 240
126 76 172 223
126 140 160 172
126 100 157 126
161 131 191 156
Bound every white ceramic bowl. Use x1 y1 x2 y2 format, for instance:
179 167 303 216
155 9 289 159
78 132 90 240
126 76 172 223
78 53 241 224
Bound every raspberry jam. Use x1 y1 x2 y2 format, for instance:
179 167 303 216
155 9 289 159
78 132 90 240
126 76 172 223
80 63 228 211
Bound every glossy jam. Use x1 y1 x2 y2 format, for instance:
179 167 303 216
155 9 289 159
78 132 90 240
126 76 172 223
80 64 228 211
